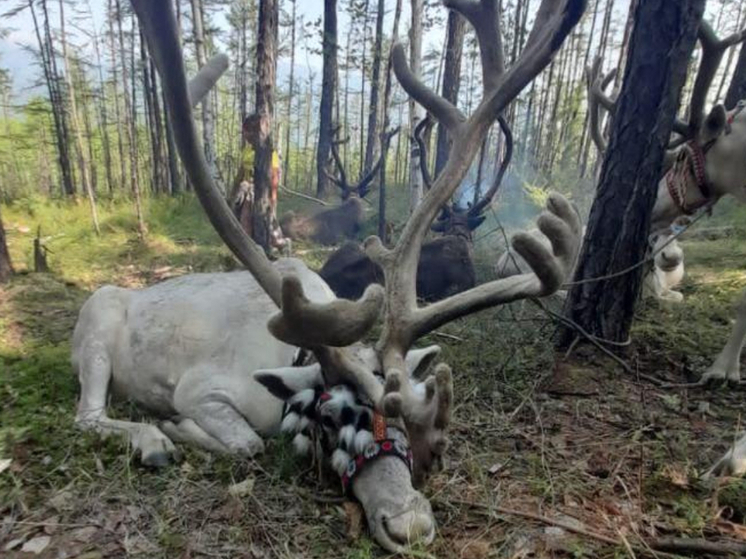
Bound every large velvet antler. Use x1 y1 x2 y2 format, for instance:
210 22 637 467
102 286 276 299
364 0 586 426
132 0 383 357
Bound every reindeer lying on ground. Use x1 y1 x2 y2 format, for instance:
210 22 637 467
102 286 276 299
320 115 512 302
279 130 397 246
588 22 746 476
72 0 585 551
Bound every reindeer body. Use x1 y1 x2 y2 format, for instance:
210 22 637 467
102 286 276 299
280 196 365 245
72 259 328 463
320 236 475 302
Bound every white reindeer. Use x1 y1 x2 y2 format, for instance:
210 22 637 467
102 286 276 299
72 0 585 551
588 22 746 476
495 226 685 302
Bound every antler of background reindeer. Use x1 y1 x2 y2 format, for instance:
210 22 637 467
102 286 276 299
326 126 400 199
132 0 584 446
416 112 514 223
588 21 746 156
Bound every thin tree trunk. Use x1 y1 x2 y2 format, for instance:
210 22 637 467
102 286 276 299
89 17 115 195
316 0 338 198
408 0 424 213
283 0 297 187
364 0 385 175
116 0 146 237
190 0 225 195
108 0 127 192
0 206 12 283
253 0 279 250
378 0 403 241
31 0 76 197
434 10 466 177
561 0 706 346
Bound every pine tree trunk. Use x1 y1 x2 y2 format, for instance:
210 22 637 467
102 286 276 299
116 0 146 237
0 206 12 283
726 43 746 109
363 0 385 175
316 0 338 199
108 0 127 192
377 0 403 242
253 0 279 250
89 20 114 195
59 0 100 233
30 0 76 197
283 0 297 187
407 0 424 213
434 10 466 177
560 0 706 347
190 0 225 195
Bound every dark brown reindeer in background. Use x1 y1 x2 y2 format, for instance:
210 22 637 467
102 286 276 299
279 128 398 245
320 111 513 302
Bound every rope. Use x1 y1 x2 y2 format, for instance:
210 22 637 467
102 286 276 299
563 203 712 287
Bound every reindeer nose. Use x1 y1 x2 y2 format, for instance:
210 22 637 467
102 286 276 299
377 496 435 549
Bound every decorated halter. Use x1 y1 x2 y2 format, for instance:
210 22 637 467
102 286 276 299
665 140 713 216
280 385 413 497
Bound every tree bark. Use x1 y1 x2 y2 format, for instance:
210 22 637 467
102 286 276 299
407 0 424 213
190 0 225 196
434 9 466 177
59 0 100 234
726 43 746 109
0 206 12 283
560 0 706 347
364 0 385 176
378 0 403 242
252 0 279 251
283 0 297 186
316 0 338 199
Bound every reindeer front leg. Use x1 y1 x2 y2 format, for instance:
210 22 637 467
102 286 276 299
702 288 746 383
75 338 179 466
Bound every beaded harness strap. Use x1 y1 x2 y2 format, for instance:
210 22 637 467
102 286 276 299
665 140 712 216
340 410 413 496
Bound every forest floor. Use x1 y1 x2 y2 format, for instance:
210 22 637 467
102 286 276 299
2 195 746 558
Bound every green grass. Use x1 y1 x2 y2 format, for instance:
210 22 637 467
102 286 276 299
2 193 746 557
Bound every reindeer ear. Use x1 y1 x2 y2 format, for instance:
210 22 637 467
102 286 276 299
467 215 486 230
431 220 448 233
702 104 727 143
254 363 323 401
405 345 441 380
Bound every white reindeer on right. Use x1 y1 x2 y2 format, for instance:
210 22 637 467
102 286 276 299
588 21 746 476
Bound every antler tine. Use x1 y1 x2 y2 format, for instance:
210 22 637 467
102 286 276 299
133 0 383 354
392 44 466 135
363 0 585 428
329 128 350 195
355 128 399 198
414 114 435 190
443 0 505 92
680 20 746 135
411 193 582 338
188 53 229 107
468 115 513 217
586 57 617 154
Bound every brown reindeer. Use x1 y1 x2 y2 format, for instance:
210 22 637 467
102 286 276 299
279 129 398 245
320 112 513 302
127 0 583 551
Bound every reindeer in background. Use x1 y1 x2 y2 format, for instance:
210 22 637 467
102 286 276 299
279 128 398 245
587 20 746 475
320 111 513 301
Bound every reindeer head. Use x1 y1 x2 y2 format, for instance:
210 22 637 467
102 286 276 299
133 0 585 551
417 111 514 242
588 21 746 219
